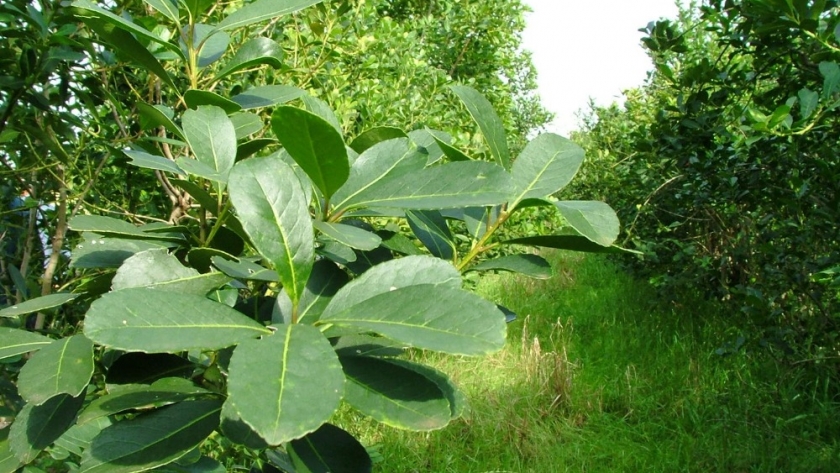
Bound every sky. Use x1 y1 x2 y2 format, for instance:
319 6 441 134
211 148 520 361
521 0 681 135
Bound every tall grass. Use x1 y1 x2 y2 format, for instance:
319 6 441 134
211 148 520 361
350 251 840 472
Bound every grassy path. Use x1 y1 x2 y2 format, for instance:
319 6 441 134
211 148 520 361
353 252 840 472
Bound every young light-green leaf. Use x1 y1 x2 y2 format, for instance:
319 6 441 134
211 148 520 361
84 288 271 352
228 156 314 305
0 328 52 359
321 285 506 355
182 106 236 188
0 293 79 318
226 325 344 446
111 248 231 294
554 201 620 247
79 399 223 473
511 133 584 207
271 106 349 199
339 356 450 431
216 0 324 31
17 335 94 405
449 85 510 169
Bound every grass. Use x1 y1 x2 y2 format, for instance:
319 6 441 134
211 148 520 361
348 251 840 472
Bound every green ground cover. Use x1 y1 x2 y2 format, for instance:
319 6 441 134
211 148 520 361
350 252 840 472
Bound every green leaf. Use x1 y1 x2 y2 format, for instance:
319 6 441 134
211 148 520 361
78 378 210 425
799 88 819 120
335 160 513 212
339 356 450 430
501 234 635 253
229 112 264 139
155 456 225 473
408 129 448 165
136 103 184 140
218 400 269 450
449 85 510 169
313 222 381 251
321 285 506 355
9 394 85 464
0 328 52 359
82 18 178 90
105 353 196 385
70 234 172 269
186 24 229 68
17 335 94 405
287 423 372 473
301 95 342 134
433 135 473 162
228 155 314 305
54 416 113 457
554 201 620 247
388 359 467 419
318 241 357 265
0 293 79 318
820 61 840 99
274 260 349 325
214 37 283 81
236 138 276 161
170 179 218 214
467 254 552 279
144 0 180 24
511 133 584 206
0 441 22 473
84 288 271 352
331 138 426 211
271 106 349 199
349 127 407 154
406 210 455 260
79 399 222 473
175 158 225 184
332 334 406 358
231 85 305 110
377 230 422 255
216 0 324 31
211 256 279 282
226 325 344 445
183 90 241 114
69 216 183 242
182 106 237 189
323 255 460 316
72 0 182 56
124 150 185 175
112 249 231 294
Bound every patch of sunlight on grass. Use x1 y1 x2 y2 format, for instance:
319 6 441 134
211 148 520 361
339 251 840 472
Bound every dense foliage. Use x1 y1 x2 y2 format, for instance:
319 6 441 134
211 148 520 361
0 0 616 471
572 0 840 371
